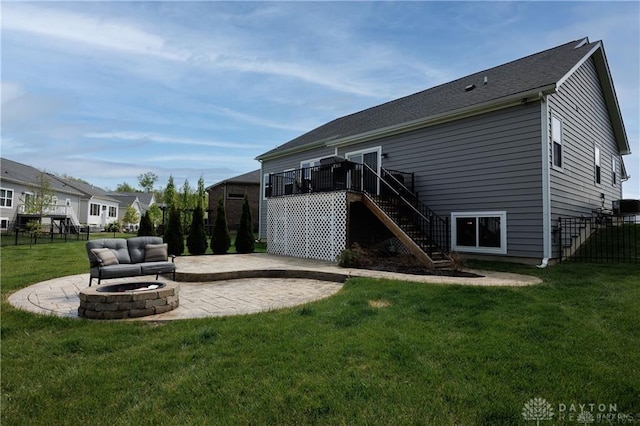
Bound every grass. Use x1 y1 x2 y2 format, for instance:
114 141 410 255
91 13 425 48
571 223 640 263
2 242 640 425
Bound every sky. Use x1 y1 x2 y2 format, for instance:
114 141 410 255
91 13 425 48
1 1 639 199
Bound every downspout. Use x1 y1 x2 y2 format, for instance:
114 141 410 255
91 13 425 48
539 91 552 268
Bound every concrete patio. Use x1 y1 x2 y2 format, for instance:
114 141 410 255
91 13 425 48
7 253 542 321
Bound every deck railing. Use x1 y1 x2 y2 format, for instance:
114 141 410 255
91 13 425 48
266 161 450 255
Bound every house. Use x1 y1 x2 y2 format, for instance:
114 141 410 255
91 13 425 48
0 157 83 233
256 38 631 265
206 169 260 231
57 178 120 231
108 192 157 231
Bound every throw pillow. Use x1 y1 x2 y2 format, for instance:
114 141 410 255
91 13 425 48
145 243 168 262
91 248 119 266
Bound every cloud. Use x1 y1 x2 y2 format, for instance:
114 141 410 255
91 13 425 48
1 3 186 62
84 131 261 149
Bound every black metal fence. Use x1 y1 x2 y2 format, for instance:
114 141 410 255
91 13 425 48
1 222 91 247
559 215 639 263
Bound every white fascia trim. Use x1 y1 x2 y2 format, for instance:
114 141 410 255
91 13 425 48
557 42 630 156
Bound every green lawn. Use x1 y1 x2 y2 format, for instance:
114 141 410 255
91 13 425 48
1 242 639 425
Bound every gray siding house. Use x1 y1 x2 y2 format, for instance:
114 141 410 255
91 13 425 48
256 38 631 265
0 157 84 232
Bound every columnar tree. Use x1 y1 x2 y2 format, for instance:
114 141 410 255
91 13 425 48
234 194 255 254
187 176 208 255
164 205 184 256
137 210 155 236
163 175 184 255
187 204 208 255
210 197 230 254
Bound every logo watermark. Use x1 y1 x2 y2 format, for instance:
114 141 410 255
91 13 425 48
522 398 640 424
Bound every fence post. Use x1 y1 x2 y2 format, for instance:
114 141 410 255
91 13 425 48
558 217 562 263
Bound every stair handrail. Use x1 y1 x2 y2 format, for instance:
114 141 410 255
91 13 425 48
362 164 450 253
361 164 430 224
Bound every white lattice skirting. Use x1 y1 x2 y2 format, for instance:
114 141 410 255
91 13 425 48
267 191 347 262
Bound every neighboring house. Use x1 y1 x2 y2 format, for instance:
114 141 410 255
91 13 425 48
0 157 84 232
58 178 120 230
206 169 260 231
256 38 632 265
107 192 157 232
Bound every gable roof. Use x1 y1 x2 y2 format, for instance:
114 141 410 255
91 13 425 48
257 38 630 160
206 169 261 191
57 177 119 203
108 192 155 209
0 157 83 196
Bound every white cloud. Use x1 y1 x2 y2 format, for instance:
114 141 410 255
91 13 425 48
84 131 261 149
1 3 186 62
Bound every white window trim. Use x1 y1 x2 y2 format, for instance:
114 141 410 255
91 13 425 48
611 154 618 186
451 211 508 255
594 145 602 186
262 173 270 200
1 217 9 230
345 146 382 194
0 187 14 209
551 114 563 172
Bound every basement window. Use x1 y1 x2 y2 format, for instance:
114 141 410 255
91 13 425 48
451 211 507 255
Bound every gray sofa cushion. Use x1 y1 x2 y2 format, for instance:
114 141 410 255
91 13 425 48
127 236 164 263
87 239 132 264
140 261 176 276
93 264 142 279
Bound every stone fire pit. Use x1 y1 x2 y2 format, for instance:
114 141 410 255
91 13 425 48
78 281 180 319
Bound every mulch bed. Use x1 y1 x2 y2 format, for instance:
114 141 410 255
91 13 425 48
345 249 483 278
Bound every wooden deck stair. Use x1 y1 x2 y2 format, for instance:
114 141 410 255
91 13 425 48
361 194 453 269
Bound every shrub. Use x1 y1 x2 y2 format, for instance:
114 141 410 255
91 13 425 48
187 206 208 255
137 211 155 236
210 197 231 254
337 243 368 268
234 195 255 254
163 205 184 256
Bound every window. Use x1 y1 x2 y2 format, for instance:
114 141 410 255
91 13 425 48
90 203 100 216
611 155 618 186
451 211 507 254
346 147 381 194
108 206 117 217
263 173 272 199
551 115 563 169
1 218 9 230
227 193 245 200
0 188 13 208
594 145 601 185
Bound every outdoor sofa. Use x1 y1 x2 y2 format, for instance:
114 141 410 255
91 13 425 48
86 236 176 286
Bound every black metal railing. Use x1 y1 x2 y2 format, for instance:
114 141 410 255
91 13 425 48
364 165 450 257
266 161 363 197
559 215 639 263
267 161 450 258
